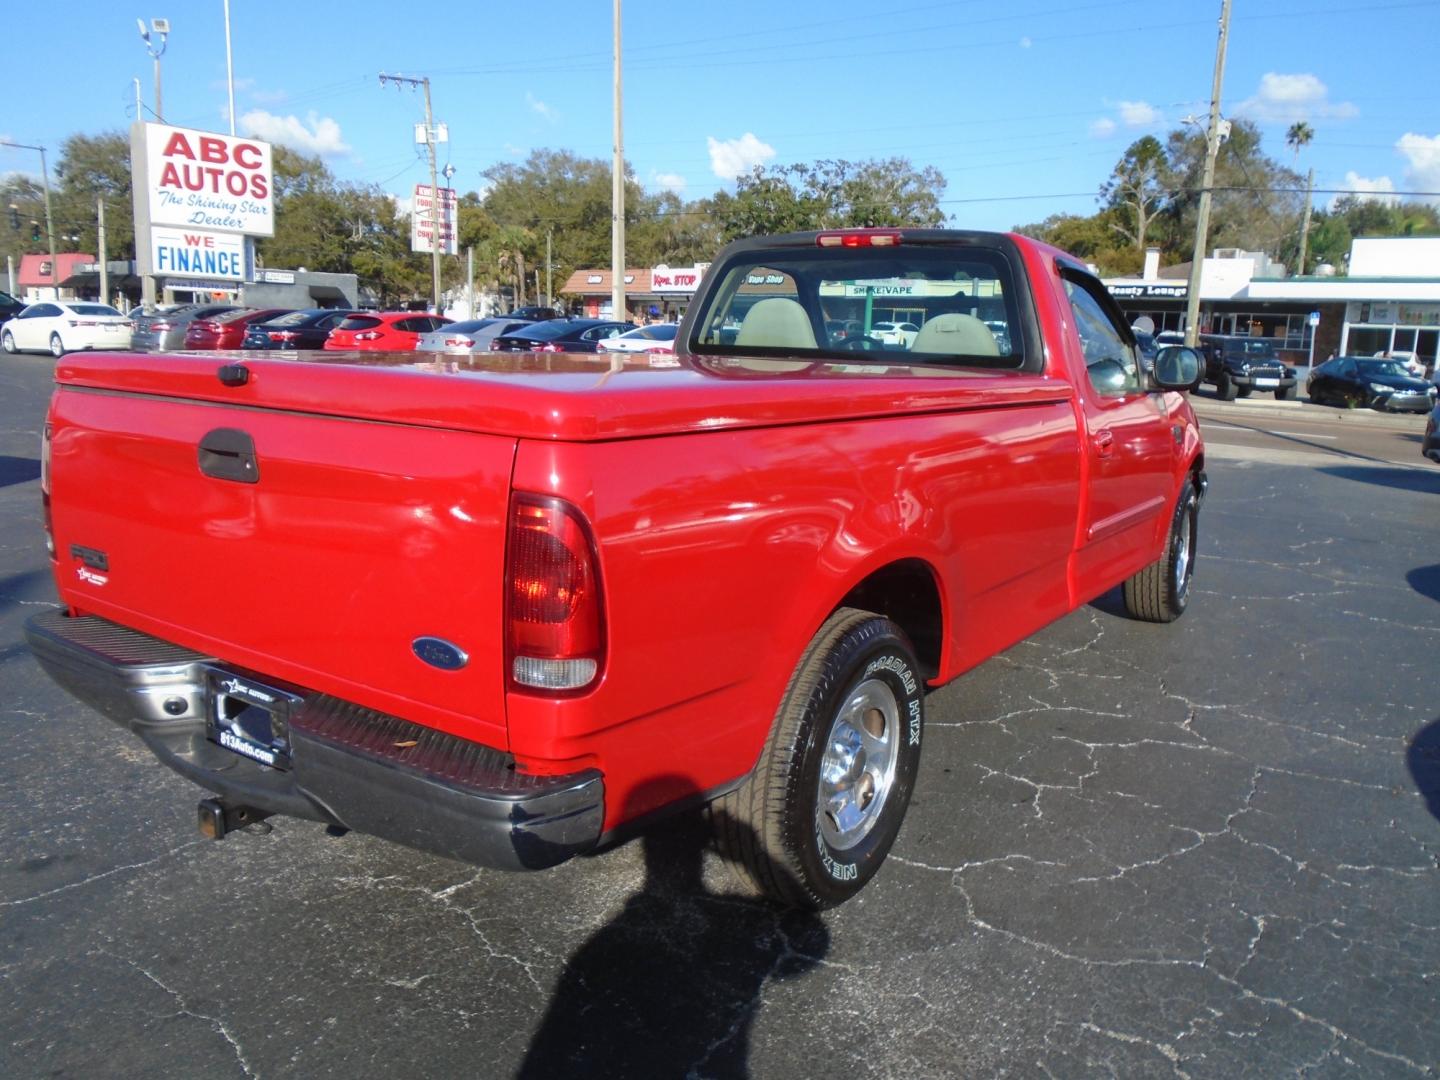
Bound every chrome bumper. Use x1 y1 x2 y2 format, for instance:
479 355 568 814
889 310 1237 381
24 608 604 871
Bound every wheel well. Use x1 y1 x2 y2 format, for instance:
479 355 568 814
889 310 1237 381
837 559 943 680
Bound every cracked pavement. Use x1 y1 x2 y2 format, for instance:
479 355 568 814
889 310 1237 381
2 356 1437 1077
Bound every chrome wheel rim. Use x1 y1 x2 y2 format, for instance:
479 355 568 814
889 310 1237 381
1173 503 1194 598
817 677 900 851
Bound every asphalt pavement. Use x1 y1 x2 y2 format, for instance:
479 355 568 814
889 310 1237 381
1 355 1437 1078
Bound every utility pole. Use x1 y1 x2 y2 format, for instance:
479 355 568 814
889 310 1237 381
1183 0 1231 348
466 245 474 318
379 72 444 314
137 19 169 124
98 198 109 306
224 0 236 135
3 142 61 300
1296 166 1315 276
546 229 553 308
611 0 626 320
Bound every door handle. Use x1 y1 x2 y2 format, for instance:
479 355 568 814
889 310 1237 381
1093 429 1114 458
198 428 260 484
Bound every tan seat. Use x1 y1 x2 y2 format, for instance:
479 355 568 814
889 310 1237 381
735 297 818 350
910 313 998 357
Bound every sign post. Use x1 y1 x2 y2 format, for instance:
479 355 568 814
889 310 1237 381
1307 309 1320 371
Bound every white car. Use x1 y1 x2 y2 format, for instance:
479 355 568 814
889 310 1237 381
871 321 919 348
2 301 131 357
599 323 679 355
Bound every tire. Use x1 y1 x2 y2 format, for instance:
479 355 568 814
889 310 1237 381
1276 384 1297 401
1 331 14 355
1216 373 1238 401
712 607 924 909
49 333 65 358
1123 477 1198 623
1236 384 1252 398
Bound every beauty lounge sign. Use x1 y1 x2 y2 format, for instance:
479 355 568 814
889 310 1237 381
137 123 274 237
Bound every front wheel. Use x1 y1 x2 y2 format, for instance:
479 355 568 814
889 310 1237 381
1276 384 1297 401
712 608 925 909
49 333 65 358
1216 373 1238 401
1123 477 1199 623
1 330 15 354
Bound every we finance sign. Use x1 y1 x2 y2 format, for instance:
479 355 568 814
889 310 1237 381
135 123 274 236
151 229 247 281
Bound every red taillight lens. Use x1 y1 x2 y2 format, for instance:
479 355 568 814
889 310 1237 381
534 342 564 353
40 422 53 558
445 338 475 348
354 331 380 341
150 321 173 331
268 330 297 342
506 494 604 692
816 230 902 248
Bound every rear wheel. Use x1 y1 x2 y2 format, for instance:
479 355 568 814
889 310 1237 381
1236 384 1253 398
711 607 924 909
49 333 65 358
1 330 15 354
1123 477 1199 623
1216 373 1238 401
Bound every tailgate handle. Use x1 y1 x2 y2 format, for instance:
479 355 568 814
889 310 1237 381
198 428 260 484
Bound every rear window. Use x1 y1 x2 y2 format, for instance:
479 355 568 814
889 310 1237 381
512 320 575 341
338 316 382 331
70 304 122 317
690 241 1024 368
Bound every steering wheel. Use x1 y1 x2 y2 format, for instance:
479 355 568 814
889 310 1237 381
840 335 884 352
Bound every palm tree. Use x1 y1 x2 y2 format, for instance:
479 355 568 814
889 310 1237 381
1286 121 1314 164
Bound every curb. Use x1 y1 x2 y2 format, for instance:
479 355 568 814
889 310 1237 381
1190 394 1429 428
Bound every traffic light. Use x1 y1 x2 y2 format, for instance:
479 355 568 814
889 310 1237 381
30 221 41 242
6 204 17 230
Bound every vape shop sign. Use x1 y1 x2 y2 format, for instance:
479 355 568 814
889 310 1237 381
134 122 274 236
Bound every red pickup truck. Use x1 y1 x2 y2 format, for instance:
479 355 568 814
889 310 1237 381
26 229 1205 908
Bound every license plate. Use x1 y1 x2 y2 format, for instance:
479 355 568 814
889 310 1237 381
1254 378 1279 387
205 670 301 770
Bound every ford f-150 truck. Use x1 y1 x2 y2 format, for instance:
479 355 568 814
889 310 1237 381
26 229 1206 908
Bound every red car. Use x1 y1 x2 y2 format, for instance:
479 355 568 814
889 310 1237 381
183 308 293 351
323 311 452 351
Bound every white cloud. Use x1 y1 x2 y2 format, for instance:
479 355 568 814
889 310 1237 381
1089 117 1117 139
1118 100 1162 127
239 109 350 156
1019 36 1032 48
1331 171 1398 210
1235 73 1358 124
525 92 558 123
653 172 687 194
707 133 776 181
1397 132 1440 203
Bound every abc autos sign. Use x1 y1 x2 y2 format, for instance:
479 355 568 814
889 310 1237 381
134 123 274 237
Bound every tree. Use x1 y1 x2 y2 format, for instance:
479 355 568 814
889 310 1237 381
1285 121 1314 164
1099 136 1170 251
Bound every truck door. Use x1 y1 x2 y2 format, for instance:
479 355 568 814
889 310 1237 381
1058 266 1177 596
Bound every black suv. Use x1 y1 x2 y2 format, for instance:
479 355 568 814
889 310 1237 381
0 290 25 322
1198 334 1297 401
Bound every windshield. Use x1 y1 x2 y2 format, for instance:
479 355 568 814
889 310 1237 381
689 242 1023 367
1356 359 1412 379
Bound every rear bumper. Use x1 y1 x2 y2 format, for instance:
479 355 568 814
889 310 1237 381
24 608 604 871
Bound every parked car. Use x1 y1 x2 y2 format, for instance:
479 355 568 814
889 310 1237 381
240 308 360 350
414 317 535 355
491 318 636 353
0 290 25 321
1422 401 1440 464
1 301 131 356
1197 334 1297 401
323 311 452 352
824 319 864 343
505 306 559 321
183 308 293 351
131 303 243 352
598 323 679 355
1306 355 1438 413
872 321 920 348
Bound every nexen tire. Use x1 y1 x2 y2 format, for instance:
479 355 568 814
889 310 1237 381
713 607 924 909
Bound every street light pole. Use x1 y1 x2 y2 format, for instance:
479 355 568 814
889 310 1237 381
611 0 626 320
2 141 60 300
137 18 170 124
1183 0 1232 348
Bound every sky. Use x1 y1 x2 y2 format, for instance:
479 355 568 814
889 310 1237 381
3 0 1438 240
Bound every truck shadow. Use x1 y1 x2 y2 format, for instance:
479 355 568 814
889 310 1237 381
1406 717 1440 825
1316 465 1440 494
0 455 41 489
517 785 829 1080
1409 564 1440 603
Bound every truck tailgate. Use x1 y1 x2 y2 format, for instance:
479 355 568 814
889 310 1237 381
48 385 515 751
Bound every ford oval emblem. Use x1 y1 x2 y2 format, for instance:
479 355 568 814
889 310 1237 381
412 637 469 671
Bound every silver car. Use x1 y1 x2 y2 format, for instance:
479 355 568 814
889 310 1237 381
415 317 535 354
131 303 243 352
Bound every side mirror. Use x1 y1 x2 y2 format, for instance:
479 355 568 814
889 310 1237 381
1152 346 1202 391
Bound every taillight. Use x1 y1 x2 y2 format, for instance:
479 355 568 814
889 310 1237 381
268 331 297 342
40 422 53 558
192 321 218 334
67 320 101 327
816 230 902 248
150 321 173 331
534 342 563 353
445 338 475 348
506 494 605 693
354 331 380 341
